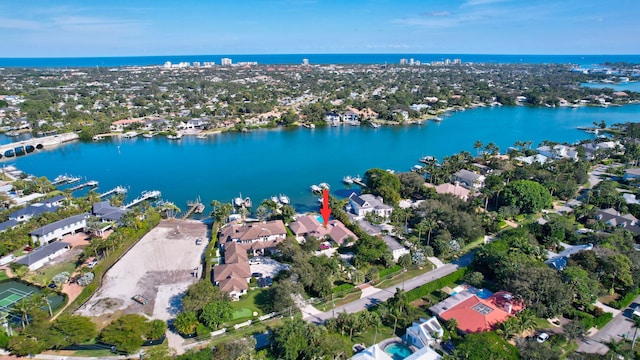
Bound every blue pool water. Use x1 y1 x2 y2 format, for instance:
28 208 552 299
384 343 414 360
476 289 494 299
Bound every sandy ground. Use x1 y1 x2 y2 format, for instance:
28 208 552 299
77 220 208 322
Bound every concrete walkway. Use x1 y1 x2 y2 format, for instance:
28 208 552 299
359 283 382 298
427 257 445 269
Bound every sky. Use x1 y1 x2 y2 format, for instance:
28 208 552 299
1 0 638 57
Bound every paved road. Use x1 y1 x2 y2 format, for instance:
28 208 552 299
577 296 640 354
305 253 473 323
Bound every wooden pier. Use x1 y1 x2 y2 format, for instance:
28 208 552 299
99 186 127 198
123 190 161 209
182 197 205 219
68 180 98 192
352 178 367 187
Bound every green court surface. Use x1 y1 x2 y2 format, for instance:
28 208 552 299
232 308 253 320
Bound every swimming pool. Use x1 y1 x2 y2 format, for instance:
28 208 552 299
384 343 414 360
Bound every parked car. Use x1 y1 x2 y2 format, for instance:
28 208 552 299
632 304 640 319
48 282 57 289
536 332 549 343
87 260 98 269
195 239 203 245
252 272 263 278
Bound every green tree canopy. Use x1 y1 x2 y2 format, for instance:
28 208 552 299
363 168 401 205
501 179 553 213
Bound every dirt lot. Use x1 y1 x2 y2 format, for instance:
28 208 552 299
77 219 208 324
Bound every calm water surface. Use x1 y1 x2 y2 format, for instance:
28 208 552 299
5 105 640 215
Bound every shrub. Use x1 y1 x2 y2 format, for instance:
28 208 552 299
76 272 94 286
379 265 402 278
406 268 469 302
609 288 640 309
196 323 211 339
593 313 613 329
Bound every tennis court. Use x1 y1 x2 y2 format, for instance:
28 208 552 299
0 286 33 312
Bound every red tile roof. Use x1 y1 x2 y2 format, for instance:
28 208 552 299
439 291 524 333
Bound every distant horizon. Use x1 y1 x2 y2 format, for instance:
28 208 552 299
1 1 638 57
1 52 640 60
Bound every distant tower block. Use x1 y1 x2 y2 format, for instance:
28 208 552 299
302 58 309 65
221 58 232 66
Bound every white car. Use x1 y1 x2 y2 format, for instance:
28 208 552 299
632 305 640 319
536 332 549 343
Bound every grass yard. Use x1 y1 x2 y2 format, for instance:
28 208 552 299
232 307 253 320
352 324 396 346
0 270 9 282
232 288 266 317
316 289 362 312
376 264 434 289
25 260 78 286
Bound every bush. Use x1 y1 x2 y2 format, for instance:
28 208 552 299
379 265 402 278
332 283 355 294
609 288 640 309
406 268 469 302
76 272 94 286
593 312 613 329
196 323 211 339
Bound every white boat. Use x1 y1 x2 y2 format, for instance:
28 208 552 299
432 117 443 122
233 197 244 207
87 180 99 187
310 185 322 193
412 165 424 171
53 175 69 184
123 131 139 139
319 182 330 190
270 196 279 204
167 133 182 140
370 122 380 128
279 194 290 205
385 169 395 174
142 133 154 138
67 176 81 184
343 176 353 184
353 175 362 183
197 134 207 139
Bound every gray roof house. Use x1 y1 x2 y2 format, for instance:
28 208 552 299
595 208 640 235
9 202 59 222
29 213 89 245
16 241 71 271
92 201 128 224
453 169 485 190
0 219 19 233
348 193 393 218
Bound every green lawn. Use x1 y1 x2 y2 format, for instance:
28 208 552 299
316 290 362 312
376 263 434 289
0 270 9 282
232 288 266 316
352 324 396 346
26 260 78 286
232 307 253 320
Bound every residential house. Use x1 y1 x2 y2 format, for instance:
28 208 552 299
325 111 341 123
0 219 19 233
186 118 209 129
595 208 640 235
536 144 578 161
405 317 444 349
429 289 524 333
424 183 470 201
289 215 358 246
16 241 71 271
9 196 64 222
382 236 410 261
545 243 594 271
29 213 89 245
348 193 393 219
92 201 128 224
110 119 144 132
453 169 485 190
343 110 360 123
213 242 251 299
515 154 549 165
219 220 287 255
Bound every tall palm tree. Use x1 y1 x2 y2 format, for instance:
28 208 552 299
473 140 484 157
39 288 54 317
11 298 33 328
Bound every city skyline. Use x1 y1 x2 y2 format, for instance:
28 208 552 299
1 0 638 57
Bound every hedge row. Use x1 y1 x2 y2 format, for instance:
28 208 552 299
379 265 402 278
609 288 640 310
406 267 469 302
332 283 355 294
566 309 614 330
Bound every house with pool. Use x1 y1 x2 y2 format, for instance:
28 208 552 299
289 214 358 246
428 285 525 333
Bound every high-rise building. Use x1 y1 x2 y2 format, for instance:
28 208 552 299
400 58 408 65
302 58 309 65
221 58 232 66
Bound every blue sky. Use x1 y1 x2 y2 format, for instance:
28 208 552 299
1 0 638 57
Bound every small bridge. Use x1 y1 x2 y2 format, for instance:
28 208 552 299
0 133 79 160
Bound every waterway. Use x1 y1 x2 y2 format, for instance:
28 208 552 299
581 82 640 92
4 105 640 215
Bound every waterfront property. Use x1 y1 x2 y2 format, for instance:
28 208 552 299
213 242 251 299
15 241 71 271
452 169 485 190
429 288 524 333
289 215 358 246
348 193 393 219
8 195 65 222
29 213 89 245
219 220 287 254
424 182 470 201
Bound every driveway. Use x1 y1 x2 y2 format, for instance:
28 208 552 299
577 296 640 355
304 253 474 323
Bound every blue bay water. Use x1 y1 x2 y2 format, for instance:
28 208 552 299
581 82 640 92
1 54 640 68
4 105 640 215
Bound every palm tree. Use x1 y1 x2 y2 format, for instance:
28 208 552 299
632 313 640 350
497 317 519 340
39 288 54 317
474 140 484 157
11 298 33 328
517 309 537 333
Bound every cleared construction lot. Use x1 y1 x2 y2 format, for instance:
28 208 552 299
77 219 208 322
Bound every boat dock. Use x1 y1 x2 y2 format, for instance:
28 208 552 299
99 186 127 198
68 180 98 192
123 190 161 209
182 197 205 219
352 178 367 187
